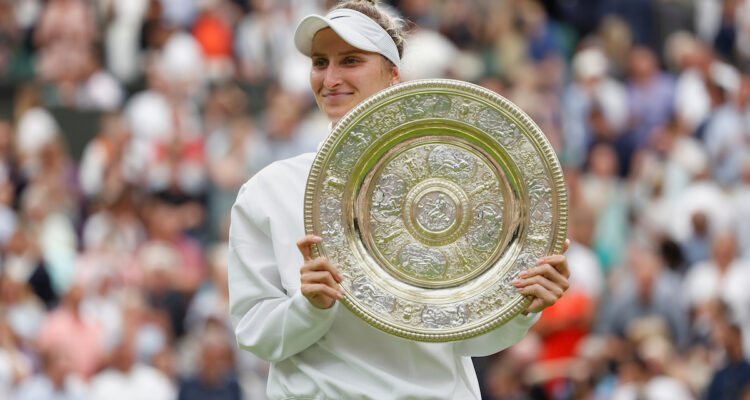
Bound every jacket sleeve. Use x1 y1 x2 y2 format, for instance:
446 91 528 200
228 181 339 362
453 312 540 357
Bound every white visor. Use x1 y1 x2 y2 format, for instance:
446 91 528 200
294 8 400 68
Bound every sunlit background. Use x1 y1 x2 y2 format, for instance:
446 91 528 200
0 0 749 399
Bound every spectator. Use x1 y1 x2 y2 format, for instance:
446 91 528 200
399 25 458 81
668 167 731 245
599 243 689 348
11 347 88 400
160 30 206 100
177 326 241 400
0 322 26 399
140 196 205 294
515 0 567 62
598 0 653 47
206 115 258 236
80 188 145 264
88 337 175 400
438 0 483 50
701 75 750 186
159 0 199 29
192 0 235 81
681 211 713 267
36 283 106 379
683 233 750 357
732 158 750 260
0 0 20 78
4 222 58 308
34 0 97 105
250 86 321 169
562 46 628 167
598 15 633 79
665 32 712 132
184 243 229 332
565 206 605 299
78 113 133 200
581 141 629 270
483 351 533 400
75 48 125 111
705 322 750 400
0 119 13 184
101 0 149 84
234 0 298 84
0 271 46 346
625 46 675 149
13 85 61 181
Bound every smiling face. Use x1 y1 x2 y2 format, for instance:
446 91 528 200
310 28 400 123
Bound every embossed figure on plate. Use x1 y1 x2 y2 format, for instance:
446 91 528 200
371 174 407 222
416 191 457 232
351 276 397 315
421 305 470 329
475 107 522 148
402 94 452 120
320 197 344 244
528 177 553 223
428 145 476 181
398 244 447 279
468 203 504 252
334 125 373 170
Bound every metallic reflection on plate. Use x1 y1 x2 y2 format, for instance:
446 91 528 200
304 79 567 342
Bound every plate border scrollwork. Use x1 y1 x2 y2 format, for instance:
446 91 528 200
304 79 568 342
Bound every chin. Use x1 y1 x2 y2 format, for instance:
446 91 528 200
326 109 348 122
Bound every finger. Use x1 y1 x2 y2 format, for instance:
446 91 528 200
301 257 344 282
296 235 322 262
518 283 557 306
301 283 344 300
513 275 565 298
536 254 570 278
521 264 568 288
563 238 570 253
301 270 339 288
525 297 546 314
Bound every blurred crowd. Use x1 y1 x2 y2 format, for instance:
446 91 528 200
0 0 749 399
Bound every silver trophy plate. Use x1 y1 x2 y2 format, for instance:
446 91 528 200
304 79 567 342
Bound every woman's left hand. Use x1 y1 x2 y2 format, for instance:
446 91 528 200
513 239 570 314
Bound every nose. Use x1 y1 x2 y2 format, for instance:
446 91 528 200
323 63 343 88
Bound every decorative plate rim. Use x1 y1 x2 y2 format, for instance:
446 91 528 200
304 78 568 342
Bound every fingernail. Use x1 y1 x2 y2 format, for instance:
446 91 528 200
536 258 545 265
512 279 521 286
519 271 528 278
337 273 344 281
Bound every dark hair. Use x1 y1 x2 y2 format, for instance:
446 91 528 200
333 0 406 59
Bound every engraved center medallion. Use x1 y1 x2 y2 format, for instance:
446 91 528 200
416 191 457 232
360 139 511 289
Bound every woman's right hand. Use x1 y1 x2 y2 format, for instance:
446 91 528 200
297 235 344 309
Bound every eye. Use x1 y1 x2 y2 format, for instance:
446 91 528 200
343 56 361 65
312 58 328 68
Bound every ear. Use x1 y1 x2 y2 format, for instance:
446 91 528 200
390 66 402 86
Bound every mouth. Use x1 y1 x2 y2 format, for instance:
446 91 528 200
322 92 354 101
